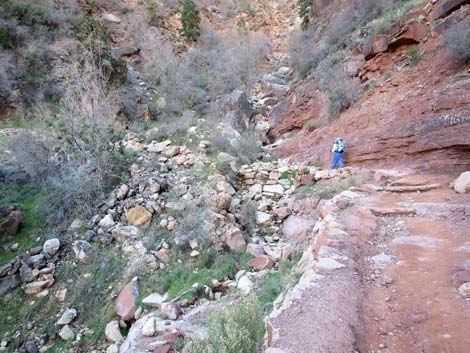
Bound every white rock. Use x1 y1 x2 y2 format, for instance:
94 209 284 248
458 282 470 297
111 226 140 242
99 215 114 230
142 317 156 337
263 184 284 196
147 140 171 153
315 258 346 271
106 344 120 353
43 238 60 256
69 219 84 231
237 275 254 295
249 184 263 194
102 13 122 23
453 171 470 194
57 309 77 325
142 293 168 307
59 325 75 340
256 211 272 226
105 321 123 343
116 184 129 200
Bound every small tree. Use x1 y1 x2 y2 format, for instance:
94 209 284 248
298 0 313 31
180 0 200 42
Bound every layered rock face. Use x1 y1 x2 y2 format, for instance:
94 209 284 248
270 5 470 173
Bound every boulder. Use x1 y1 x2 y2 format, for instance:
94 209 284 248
430 0 468 20
263 184 284 196
237 275 254 295
216 193 232 211
246 243 264 257
458 282 470 297
344 56 366 77
248 255 276 270
389 20 427 48
216 181 236 195
57 309 77 325
261 74 286 85
155 249 170 263
106 344 120 353
1 209 23 236
105 321 124 342
24 279 54 294
116 278 139 321
161 302 182 320
142 292 168 307
221 90 253 131
99 214 115 230
147 140 171 153
59 325 75 340
116 184 129 200
162 146 180 158
225 228 247 254
43 238 60 256
112 226 141 242
256 211 272 226
273 207 291 220
0 274 22 295
372 35 389 54
24 341 39 353
72 240 92 263
111 47 139 57
126 206 152 228
453 171 470 193
142 317 156 337
102 13 122 23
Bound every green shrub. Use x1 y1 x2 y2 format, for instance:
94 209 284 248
407 45 422 65
298 0 313 31
372 17 391 34
7 0 53 28
299 60 313 79
180 0 201 41
445 22 470 64
188 301 264 353
0 26 12 48
328 88 354 119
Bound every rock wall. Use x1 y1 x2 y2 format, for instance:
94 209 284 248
270 4 470 174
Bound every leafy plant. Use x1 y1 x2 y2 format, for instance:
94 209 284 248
188 300 264 353
180 0 201 41
0 26 12 48
407 45 422 65
298 0 313 31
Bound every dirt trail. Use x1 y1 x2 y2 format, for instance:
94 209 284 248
266 173 470 353
359 175 470 353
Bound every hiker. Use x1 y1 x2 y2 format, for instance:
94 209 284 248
331 137 346 169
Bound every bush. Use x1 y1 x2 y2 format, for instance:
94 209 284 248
173 204 210 247
188 301 264 353
239 200 257 234
0 26 12 48
407 45 422 65
180 0 201 41
445 21 470 64
8 50 131 222
298 0 313 31
144 29 269 115
6 0 53 28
